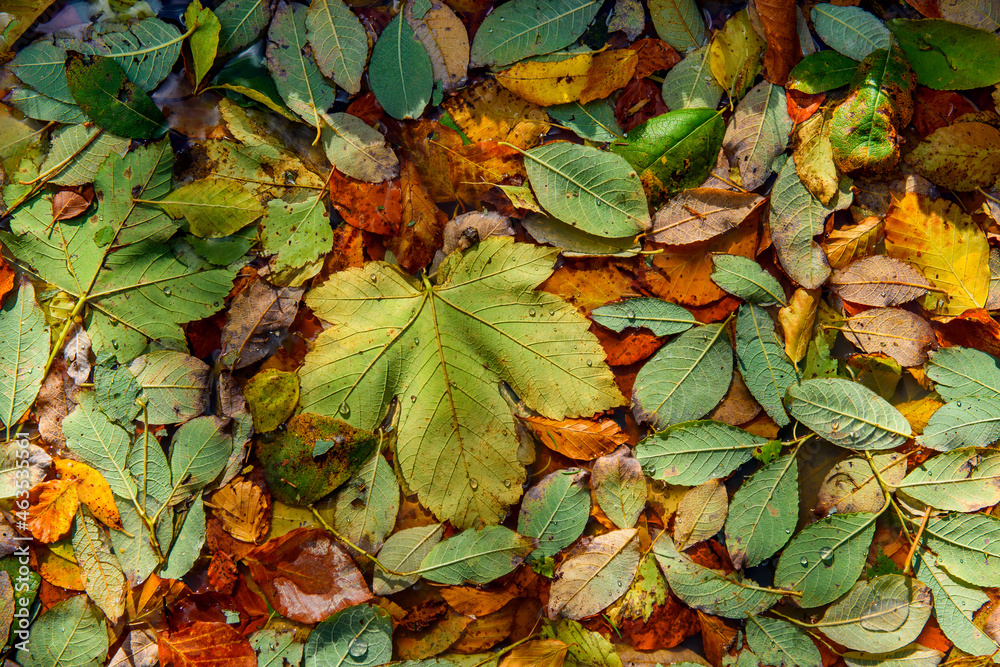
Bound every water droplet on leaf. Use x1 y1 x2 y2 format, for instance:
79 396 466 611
470 479 478 490
799 556 809 567
348 637 368 658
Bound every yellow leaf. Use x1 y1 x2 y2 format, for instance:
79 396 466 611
778 288 820 363
708 9 764 100
500 639 569 667
54 459 122 531
442 79 549 149
496 54 593 107
579 49 638 104
206 478 270 544
885 193 989 317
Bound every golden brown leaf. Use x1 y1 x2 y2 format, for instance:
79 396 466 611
500 639 569 667
53 459 122 530
754 0 800 85
778 287 820 363
822 216 884 269
159 622 257 667
522 414 629 461
441 79 549 149
405 0 469 92
205 478 270 544
51 189 91 222
579 49 639 104
540 258 638 315
440 586 517 617
27 478 79 543
449 601 517 652
496 55 592 107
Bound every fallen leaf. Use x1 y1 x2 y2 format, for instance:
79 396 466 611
327 169 402 236
205 477 270 544
521 414 630 461
53 459 121 530
385 159 449 273
441 79 549 149
756 0 801 85
27 478 80 543
51 189 91 221
496 55 593 107
650 188 765 245
500 639 569 667
829 255 932 307
159 622 257 667
822 216 884 269
841 307 936 367
580 49 639 104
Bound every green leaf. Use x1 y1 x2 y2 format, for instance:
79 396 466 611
0 282 48 431
73 18 185 92
94 140 176 245
887 19 1000 90
128 425 172 508
540 619 624 667
591 297 697 337
160 495 205 579
811 575 932 653
648 0 707 51
523 142 650 237
251 629 303 667
518 468 591 560
521 216 640 257
71 509 126 623
926 347 1000 400
64 52 167 139
368 13 432 121
17 595 108 667
812 4 891 61
787 50 859 94
297 238 623 527
469 0 601 68
652 535 781 619
39 125 130 187
547 100 622 142
110 497 173 586
148 178 264 238
632 323 733 430
722 81 792 191
167 417 232 501
304 605 392 667
321 112 400 182
306 0 367 95
592 446 647 529
897 448 1000 511
216 0 271 55
785 378 911 450
711 255 787 307
185 0 221 88
726 453 798 569
8 87 87 123
917 396 1000 451
635 420 765 486
261 197 334 285
9 41 74 103
328 452 400 553
843 645 944 667
548 528 640 620
661 46 723 111
746 615 822 667
128 352 209 425
924 513 1000 586
64 391 135 499
373 524 444 595
420 526 536 585
774 513 877 608
769 157 841 289
911 548 1000 657
611 108 725 205
266 1 336 129
735 304 797 426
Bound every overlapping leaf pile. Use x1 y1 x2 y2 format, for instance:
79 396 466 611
3 0 1000 665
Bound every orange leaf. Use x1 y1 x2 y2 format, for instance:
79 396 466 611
0 256 14 304
822 216 884 269
27 478 80 543
440 585 516 616
53 459 122 530
786 89 825 123
449 601 517 652
328 169 401 235
159 622 257 667
579 49 639 104
912 88 977 136
385 159 449 273
756 0 800 85
205 477 270 545
51 189 92 222
933 308 1000 357
540 258 638 315
593 325 664 366
521 414 628 461
244 527 371 624
36 546 85 590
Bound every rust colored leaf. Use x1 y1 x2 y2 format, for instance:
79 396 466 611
395 609 470 660
627 38 682 80
522 414 629 461
755 0 800 85
540 259 639 315
822 216 884 269
933 309 1000 357
616 77 669 133
786 89 825 123
841 307 936 367
0 256 14 304
219 280 303 370
579 49 639 104
245 527 371 624
53 459 122 530
51 189 91 222
328 169 402 235
385 159 449 273
207 551 239 595
450 602 517 652
620 592 701 650
205 477 270 545
913 88 977 136
593 325 664 367
27 478 80 543
159 622 256 667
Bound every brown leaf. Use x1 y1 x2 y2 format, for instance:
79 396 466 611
27 478 80 543
385 159 449 273
754 0 800 85
35 358 78 448
53 459 122 530
522 414 629 461
395 608 470 660
51 188 92 222
619 592 701 651
207 551 239 595
829 256 932 307
440 586 517 617
440 210 516 256
933 308 1000 357
159 622 256 667
841 307 936 367
579 49 639 104
328 169 402 235
708 371 762 425
540 258 639 315
205 477 270 544
441 79 549 149
627 38 683 80
219 279 303 370
500 639 569 667
244 527 371 623
404 0 470 93
593 325 664 367
650 189 765 245
616 77 669 133
450 601 517 652
822 216 884 269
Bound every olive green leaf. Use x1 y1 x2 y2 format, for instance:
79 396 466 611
64 52 167 139
591 297 697 337
306 0 368 94
420 526 537 585
369 12 433 120
636 420 765 487
17 595 108 667
518 468 591 560
786 378 911 450
470 0 601 68
0 282 48 432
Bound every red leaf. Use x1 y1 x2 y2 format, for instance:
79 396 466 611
159 622 256 667
786 89 825 123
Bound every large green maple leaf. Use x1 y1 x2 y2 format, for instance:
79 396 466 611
298 238 624 528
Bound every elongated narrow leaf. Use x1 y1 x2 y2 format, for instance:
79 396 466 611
812 575 932 654
160 495 205 579
636 420 765 486
775 513 876 608
726 454 797 569
897 448 1000 511
167 417 232 501
924 513 1000 586
735 304 797 426
524 142 650 237
149 178 264 238
711 255 787 306
785 378 911 450
64 52 167 139
723 81 792 191
652 535 781 619
266 1 336 129
548 528 640 620
0 282 48 430
71 509 126 623
918 396 1000 451
591 298 697 337
812 4 891 60
470 0 601 67
373 524 444 595
648 0 707 51
420 526 536 585
746 615 822 667
518 469 591 560
843 645 943 667
368 13 432 120
632 324 733 429
306 0 367 94
926 347 1000 400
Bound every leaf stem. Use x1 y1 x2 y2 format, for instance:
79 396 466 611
901 506 932 576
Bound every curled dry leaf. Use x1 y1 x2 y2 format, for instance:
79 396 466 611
440 211 516 256
842 307 936 367
650 188 765 245
205 478 270 544
829 255 932 307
